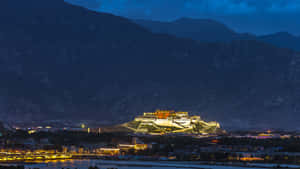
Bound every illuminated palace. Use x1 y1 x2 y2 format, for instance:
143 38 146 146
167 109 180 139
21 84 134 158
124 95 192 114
123 110 223 134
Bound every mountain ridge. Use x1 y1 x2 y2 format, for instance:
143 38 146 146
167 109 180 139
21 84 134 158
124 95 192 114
0 0 300 129
135 18 300 51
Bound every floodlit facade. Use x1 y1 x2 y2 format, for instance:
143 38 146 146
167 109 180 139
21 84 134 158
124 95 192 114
123 110 222 134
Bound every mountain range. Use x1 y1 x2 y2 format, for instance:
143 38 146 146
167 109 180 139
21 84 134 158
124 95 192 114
136 18 300 51
0 0 300 130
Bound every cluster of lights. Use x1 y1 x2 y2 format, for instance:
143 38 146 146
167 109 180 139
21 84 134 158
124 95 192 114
0 151 72 162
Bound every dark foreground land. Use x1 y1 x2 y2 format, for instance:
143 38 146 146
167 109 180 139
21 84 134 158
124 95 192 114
1 129 300 165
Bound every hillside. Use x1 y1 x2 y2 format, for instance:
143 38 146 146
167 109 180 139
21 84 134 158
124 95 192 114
258 32 300 51
136 18 300 51
135 18 241 42
0 0 300 129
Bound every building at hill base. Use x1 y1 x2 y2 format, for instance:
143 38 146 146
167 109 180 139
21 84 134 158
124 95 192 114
123 110 224 135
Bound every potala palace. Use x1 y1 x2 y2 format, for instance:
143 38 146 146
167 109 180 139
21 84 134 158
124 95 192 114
123 110 223 134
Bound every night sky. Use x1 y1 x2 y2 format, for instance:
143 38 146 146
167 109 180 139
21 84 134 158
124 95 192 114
66 0 300 36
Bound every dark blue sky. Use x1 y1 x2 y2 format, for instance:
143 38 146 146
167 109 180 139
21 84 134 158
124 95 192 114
66 0 300 36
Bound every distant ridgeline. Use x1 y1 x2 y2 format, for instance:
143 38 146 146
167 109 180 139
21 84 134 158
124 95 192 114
123 110 224 135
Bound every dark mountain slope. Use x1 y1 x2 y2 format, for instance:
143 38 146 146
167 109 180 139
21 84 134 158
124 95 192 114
0 0 299 129
135 18 300 51
258 32 300 51
135 18 240 42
